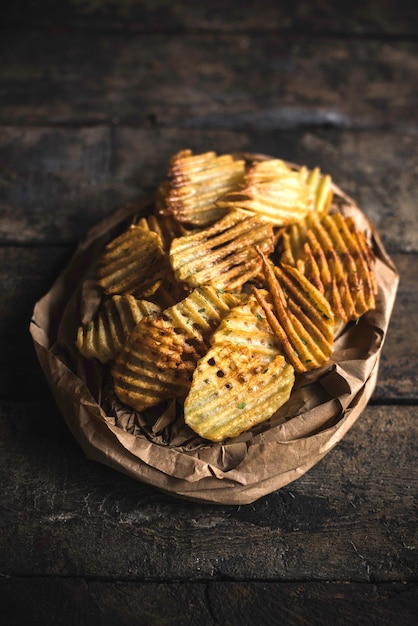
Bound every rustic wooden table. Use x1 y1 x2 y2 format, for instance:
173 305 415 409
1 2 417 624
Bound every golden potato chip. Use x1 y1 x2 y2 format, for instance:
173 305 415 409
278 212 377 324
76 296 160 363
169 209 274 291
133 214 190 307
161 285 245 350
253 252 334 373
300 166 333 217
216 159 333 226
211 293 282 364
112 316 199 412
136 213 187 252
96 225 169 298
184 344 294 441
112 286 245 412
159 149 246 226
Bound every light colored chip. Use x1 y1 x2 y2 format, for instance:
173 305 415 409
253 252 334 373
111 286 245 412
169 209 274 291
96 225 168 297
217 159 333 226
211 293 282 364
184 344 294 442
76 296 160 363
299 166 334 217
159 149 246 226
161 285 245 350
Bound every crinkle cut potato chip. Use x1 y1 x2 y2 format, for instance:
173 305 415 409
216 158 333 226
211 293 282 364
169 209 274 291
161 285 244 350
135 213 187 252
253 251 334 374
112 286 244 412
112 315 198 412
96 225 168 297
278 211 377 324
184 344 295 442
77 295 160 363
158 149 246 227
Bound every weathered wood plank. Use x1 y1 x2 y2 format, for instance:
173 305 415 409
1 579 417 626
1 402 416 581
208 582 418 626
1 126 417 252
4 0 418 36
0 245 73 399
0 247 413 401
1 33 418 129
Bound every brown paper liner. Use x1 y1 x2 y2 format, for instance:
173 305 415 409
30 156 399 505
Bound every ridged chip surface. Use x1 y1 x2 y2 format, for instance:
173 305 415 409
169 209 274 290
76 295 160 363
158 149 246 227
111 286 244 411
96 225 168 297
278 211 377 324
184 344 294 442
253 253 335 373
216 159 333 226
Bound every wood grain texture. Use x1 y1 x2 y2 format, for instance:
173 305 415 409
4 0 418 35
1 402 417 581
1 579 417 626
1 127 417 252
1 32 417 129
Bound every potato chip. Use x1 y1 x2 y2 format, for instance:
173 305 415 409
169 209 274 290
216 159 333 226
161 285 245 350
112 316 199 412
134 214 191 307
96 225 169 297
300 166 334 217
184 344 294 441
159 149 246 226
278 212 377 324
253 252 334 373
211 293 282 364
112 286 244 411
76 296 160 363
136 213 187 252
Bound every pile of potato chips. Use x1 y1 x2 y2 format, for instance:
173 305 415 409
76 149 377 442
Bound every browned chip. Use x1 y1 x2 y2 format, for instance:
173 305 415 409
278 212 377 324
76 295 160 363
112 316 199 412
253 252 334 373
136 213 187 252
169 209 274 291
111 286 244 412
96 225 169 297
159 149 246 227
